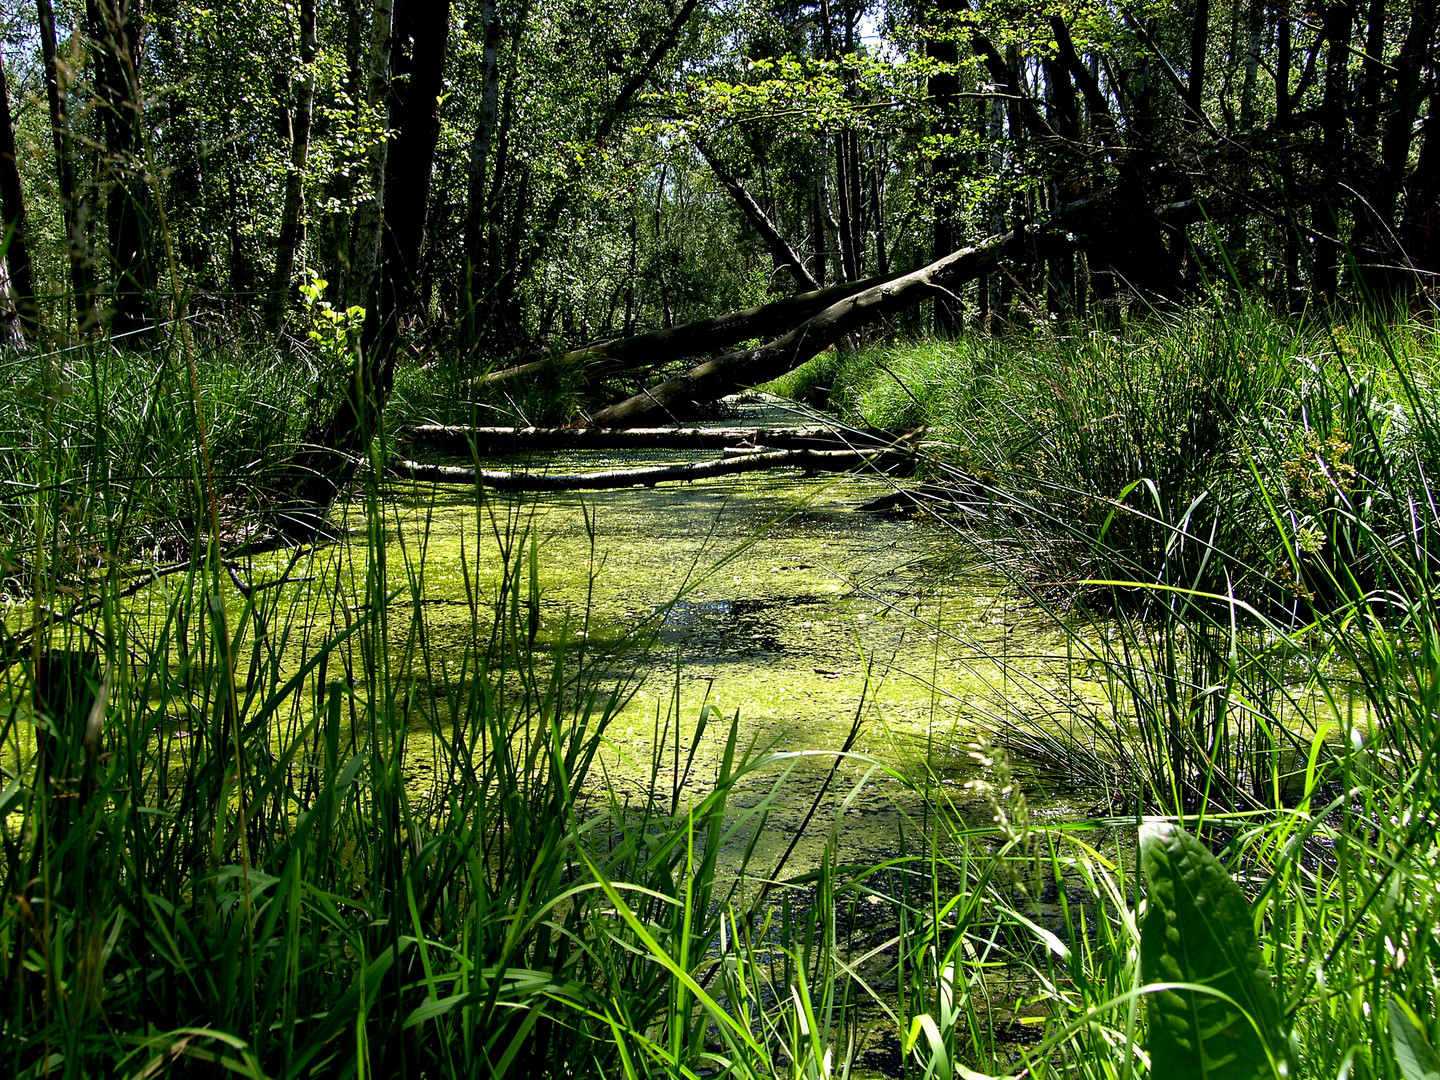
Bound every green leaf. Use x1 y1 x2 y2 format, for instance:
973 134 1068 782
1139 821 1289 1080
1390 998 1440 1080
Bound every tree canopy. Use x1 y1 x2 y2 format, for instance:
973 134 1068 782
0 0 1434 377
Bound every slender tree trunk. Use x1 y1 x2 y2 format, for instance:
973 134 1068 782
834 135 857 280
360 0 452 385
869 149 889 278
86 0 154 339
463 10 526 347
347 0 395 310
290 0 449 530
1239 0 1260 130
267 0 317 329
461 0 503 344
37 0 95 333
623 208 638 335
1376 0 1439 234
930 0 965 333
696 139 820 292
0 42 38 341
1355 0 1386 142
1400 95 1440 282
1313 1 1354 302
847 131 865 276
653 165 671 327
811 165 828 286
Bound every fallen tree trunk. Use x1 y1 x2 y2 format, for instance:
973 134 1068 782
590 229 1026 427
695 138 821 292
402 423 920 454
480 269 889 386
482 195 1205 394
387 447 895 490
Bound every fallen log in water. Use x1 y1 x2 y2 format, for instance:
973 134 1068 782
478 270 889 386
590 229 1026 426
401 423 922 454
387 447 896 491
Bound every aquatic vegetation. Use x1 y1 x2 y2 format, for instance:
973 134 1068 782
2 310 1439 1077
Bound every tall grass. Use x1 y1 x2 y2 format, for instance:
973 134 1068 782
4 302 1439 1078
0 368 788 1074
772 304 1440 1075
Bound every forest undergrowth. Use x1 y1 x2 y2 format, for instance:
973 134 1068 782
1 304 1438 1077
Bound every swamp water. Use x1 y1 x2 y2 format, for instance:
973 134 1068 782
325 412 1115 873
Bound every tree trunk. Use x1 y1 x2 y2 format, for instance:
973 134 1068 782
930 0 966 333
1376 0 1438 241
1400 97 1440 283
833 133 858 281
388 447 898 491
461 0 504 343
1313 1 1354 302
1239 0 1261 131
480 268 893 386
1184 0 1209 131
0 41 38 341
267 0 317 330
402 423 920 454
358 0 452 386
696 139 820 292
292 0 449 529
347 0 395 310
86 0 154 339
37 0 95 334
590 230 1023 426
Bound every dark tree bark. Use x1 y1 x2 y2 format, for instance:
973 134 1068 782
1400 95 1440 283
347 0 395 310
1376 0 1439 242
36 0 95 333
1051 16 1113 135
267 0 318 329
292 0 450 528
460 0 505 342
0 42 39 341
1355 0 1387 142
359 0 452 385
86 0 154 339
811 168 829 286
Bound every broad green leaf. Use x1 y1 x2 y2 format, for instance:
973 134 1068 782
1390 998 1440 1080
1139 821 1289 1080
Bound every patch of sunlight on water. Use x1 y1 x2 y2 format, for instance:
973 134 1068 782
343 464 1111 872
